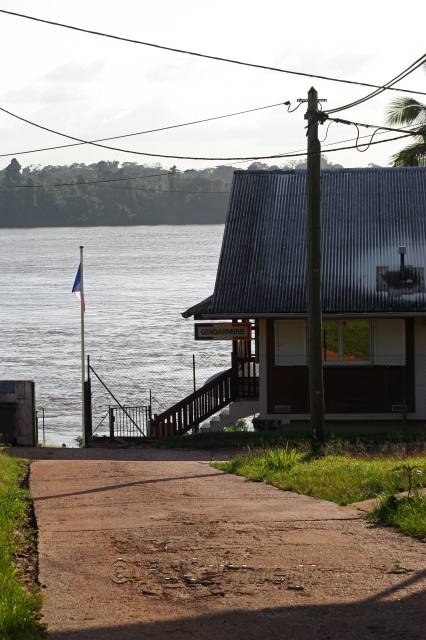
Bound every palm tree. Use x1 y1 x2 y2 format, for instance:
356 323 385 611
386 89 426 166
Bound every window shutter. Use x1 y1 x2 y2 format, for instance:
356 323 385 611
373 319 405 365
275 320 307 365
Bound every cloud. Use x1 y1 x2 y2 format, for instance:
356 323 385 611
273 49 373 77
43 59 107 83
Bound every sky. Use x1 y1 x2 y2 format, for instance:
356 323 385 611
0 0 424 172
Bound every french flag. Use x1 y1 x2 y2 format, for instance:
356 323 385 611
72 264 85 312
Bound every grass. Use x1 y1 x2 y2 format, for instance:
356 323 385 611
146 430 312 450
146 429 426 451
214 446 426 506
368 494 426 541
0 451 43 639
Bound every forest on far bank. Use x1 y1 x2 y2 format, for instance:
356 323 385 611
0 156 348 227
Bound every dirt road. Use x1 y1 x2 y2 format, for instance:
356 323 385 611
23 447 425 639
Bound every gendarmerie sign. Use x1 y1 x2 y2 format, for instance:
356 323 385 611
194 323 251 341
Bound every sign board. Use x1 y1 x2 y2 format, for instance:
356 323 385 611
194 322 251 341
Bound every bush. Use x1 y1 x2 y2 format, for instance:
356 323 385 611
224 420 249 433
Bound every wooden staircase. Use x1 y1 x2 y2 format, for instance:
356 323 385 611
149 368 234 438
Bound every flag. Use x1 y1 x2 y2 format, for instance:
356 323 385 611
72 264 85 311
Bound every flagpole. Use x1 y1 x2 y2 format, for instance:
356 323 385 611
80 245 86 446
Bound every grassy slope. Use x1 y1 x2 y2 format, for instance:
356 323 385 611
368 494 426 541
0 452 43 640
214 448 426 505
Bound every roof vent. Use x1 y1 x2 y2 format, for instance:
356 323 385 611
377 247 425 296
399 246 410 281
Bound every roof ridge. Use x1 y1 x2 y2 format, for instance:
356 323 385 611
234 166 426 175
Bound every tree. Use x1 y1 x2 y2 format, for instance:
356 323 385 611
4 158 22 185
386 65 426 166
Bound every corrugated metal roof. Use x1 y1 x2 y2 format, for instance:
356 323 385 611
183 167 426 317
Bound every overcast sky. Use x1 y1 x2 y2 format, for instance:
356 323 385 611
0 0 424 172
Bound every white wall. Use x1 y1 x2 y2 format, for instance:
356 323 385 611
275 320 307 365
373 319 405 365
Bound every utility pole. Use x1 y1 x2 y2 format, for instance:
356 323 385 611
304 87 326 444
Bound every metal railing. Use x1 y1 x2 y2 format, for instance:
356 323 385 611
35 407 46 445
109 405 151 438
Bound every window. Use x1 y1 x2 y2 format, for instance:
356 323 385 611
323 320 371 364
323 321 339 361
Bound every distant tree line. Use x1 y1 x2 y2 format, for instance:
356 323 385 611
0 156 343 227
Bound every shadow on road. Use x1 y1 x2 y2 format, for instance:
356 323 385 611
33 470 226 502
47 570 426 639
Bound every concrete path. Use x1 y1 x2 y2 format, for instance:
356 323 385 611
24 447 426 639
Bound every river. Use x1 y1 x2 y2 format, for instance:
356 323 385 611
0 225 231 446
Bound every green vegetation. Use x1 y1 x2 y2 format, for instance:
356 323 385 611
368 495 426 541
323 319 370 362
146 430 312 450
223 419 249 433
146 429 426 451
0 155 342 228
0 452 43 639
214 446 426 506
385 61 426 167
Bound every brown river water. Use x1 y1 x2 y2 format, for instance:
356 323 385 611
0 225 231 445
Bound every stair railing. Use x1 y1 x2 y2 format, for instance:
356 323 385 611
150 367 234 438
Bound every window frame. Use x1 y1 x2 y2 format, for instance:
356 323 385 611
322 319 373 366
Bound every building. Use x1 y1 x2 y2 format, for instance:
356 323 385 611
179 166 426 432
0 380 37 445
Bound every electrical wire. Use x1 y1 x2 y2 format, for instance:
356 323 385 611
1 102 303 161
0 132 417 190
1 8 425 95
355 128 385 153
319 120 334 143
286 101 305 113
2 116 417 169
326 116 423 137
89 185 231 193
327 53 426 115
0 99 291 159
324 116 423 154
0 171 172 189
2 97 418 162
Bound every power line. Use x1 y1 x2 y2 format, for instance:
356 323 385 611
0 103 301 161
0 132 416 190
0 100 417 162
0 99 291 159
326 116 423 137
230 121 421 164
1 8 425 95
0 102 273 160
90 186 231 194
0 171 172 189
327 54 426 115
0 118 415 169
325 117 423 153
2 97 410 162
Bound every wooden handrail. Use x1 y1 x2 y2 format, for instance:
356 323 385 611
150 368 234 439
